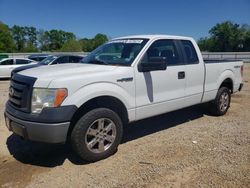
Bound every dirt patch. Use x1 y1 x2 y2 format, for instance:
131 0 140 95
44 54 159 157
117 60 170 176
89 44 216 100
0 156 47 188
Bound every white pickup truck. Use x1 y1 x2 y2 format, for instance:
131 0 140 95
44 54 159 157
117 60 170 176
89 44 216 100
5 35 244 161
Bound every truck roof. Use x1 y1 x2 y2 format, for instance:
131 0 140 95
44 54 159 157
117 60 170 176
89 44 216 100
114 34 193 41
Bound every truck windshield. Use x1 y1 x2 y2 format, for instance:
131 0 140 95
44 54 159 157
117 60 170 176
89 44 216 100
81 38 149 66
39 56 57 65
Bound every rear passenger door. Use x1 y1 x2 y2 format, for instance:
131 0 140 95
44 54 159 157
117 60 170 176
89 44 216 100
178 40 204 105
135 39 187 120
0 59 14 77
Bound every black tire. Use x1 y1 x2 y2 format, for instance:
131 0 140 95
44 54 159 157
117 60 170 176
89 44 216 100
209 87 231 116
71 108 123 162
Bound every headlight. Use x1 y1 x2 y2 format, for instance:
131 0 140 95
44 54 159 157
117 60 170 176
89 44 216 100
31 88 68 114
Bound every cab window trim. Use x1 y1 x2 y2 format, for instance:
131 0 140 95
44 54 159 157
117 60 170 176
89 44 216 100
141 39 185 67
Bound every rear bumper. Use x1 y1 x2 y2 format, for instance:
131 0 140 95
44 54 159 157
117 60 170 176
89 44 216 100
5 111 70 143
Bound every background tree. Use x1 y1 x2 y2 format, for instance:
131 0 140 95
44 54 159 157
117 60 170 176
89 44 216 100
79 34 108 52
11 25 39 52
60 39 82 52
0 22 15 52
197 37 215 52
241 24 250 51
11 25 26 51
209 21 241 51
2 20 250 53
79 38 92 52
93 33 108 49
244 31 250 51
0 21 110 52
38 29 50 51
197 21 250 52
25 26 37 48
37 29 77 51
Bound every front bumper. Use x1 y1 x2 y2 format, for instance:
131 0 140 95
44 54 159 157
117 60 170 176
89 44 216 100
5 102 78 143
5 112 70 143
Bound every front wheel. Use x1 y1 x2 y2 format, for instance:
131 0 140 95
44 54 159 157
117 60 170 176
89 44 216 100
71 108 123 162
209 87 231 116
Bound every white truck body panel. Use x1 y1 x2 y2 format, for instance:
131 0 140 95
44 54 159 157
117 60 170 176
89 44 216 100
202 62 242 103
18 35 243 122
5 34 245 161
20 64 137 121
134 65 186 120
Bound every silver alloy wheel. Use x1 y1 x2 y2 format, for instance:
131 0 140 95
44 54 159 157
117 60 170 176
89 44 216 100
219 92 229 112
85 118 117 153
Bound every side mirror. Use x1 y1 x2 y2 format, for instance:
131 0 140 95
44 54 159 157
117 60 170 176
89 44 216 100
138 57 167 72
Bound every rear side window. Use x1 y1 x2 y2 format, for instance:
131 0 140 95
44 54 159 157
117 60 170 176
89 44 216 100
0 59 14 65
180 40 199 64
54 56 69 64
36 57 45 61
15 59 30 64
29 57 46 61
146 39 181 65
69 56 82 63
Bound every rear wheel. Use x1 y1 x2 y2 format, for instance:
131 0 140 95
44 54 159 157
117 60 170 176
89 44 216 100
71 108 123 162
209 87 231 116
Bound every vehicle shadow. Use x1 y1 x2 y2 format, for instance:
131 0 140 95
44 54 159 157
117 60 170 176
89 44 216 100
6 104 209 167
122 104 207 143
6 135 88 167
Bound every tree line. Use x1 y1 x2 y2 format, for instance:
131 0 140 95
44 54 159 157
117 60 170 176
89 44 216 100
0 21 250 53
0 21 108 53
197 21 250 52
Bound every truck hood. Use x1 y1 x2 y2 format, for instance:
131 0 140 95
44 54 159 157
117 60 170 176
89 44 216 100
12 63 42 74
18 63 117 87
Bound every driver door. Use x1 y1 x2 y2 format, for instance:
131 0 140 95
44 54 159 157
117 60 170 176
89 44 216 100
135 39 186 120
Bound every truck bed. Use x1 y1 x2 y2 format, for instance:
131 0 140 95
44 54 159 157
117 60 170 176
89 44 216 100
202 59 243 103
204 59 243 63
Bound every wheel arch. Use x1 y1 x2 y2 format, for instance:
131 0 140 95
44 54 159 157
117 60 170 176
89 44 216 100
67 95 129 139
219 78 233 93
217 70 235 93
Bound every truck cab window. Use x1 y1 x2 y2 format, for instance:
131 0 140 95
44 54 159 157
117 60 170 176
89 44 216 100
15 59 29 64
0 59 14 65
146 39 181 65
69 56 82 63
181 40 199 64
54 56 69 64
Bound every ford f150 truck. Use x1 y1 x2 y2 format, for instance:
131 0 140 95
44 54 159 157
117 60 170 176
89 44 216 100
4 35 244 162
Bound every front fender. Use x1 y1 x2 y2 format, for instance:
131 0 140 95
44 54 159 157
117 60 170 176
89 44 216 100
62 82 135 110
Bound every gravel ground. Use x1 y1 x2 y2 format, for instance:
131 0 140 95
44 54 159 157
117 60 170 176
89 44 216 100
0 64 249 188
